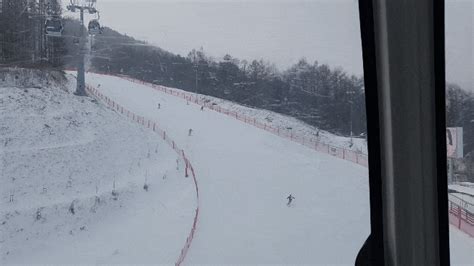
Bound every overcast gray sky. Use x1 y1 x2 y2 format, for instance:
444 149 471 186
66 0 472 91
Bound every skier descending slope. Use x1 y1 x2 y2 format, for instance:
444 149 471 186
287 194 295 206
188 128 193 136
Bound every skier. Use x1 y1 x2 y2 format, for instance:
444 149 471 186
286 194 295 206
188 128 193 136
158 103 161 109
201 106 204 111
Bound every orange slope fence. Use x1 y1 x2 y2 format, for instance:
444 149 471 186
112 74 369 167
85 84 199 265
448 194 474 237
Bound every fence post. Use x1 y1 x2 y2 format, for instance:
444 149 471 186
185 159 189 178
458 206 462 229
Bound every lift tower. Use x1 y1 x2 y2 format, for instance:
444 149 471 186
67 0 99 96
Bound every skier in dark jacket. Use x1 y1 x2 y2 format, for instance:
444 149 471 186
287 194 295 206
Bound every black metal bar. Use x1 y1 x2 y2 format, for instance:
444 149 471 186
356 0 385 264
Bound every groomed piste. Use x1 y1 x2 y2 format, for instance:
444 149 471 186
86 72 473 265
3 70 471 265
86 72 371 264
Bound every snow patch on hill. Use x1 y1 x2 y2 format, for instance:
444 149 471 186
210 97 369 154
0 69 194 264
151 83 368 154
87 72 472 265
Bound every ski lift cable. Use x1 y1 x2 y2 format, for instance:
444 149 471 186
299 88 332 98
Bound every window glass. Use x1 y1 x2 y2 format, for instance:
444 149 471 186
445 0 474 264
1 0 370 264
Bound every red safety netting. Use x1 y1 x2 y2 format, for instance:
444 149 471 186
85 85 200 266
448 195 474 237
98 73 370 168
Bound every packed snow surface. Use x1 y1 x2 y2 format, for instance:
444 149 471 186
1 70 195 264
450 225 474 265
87 72 371 264
87 72 474 265
449 183 474 211
185 90 368 154
1 69 472 265
450 183 474 198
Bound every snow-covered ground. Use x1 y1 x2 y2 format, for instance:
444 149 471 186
2 69 472 264
450 183 474 198
450 225 474 264
449 183 474 210
87 72 474 265
450 193 474 209
87 72 369 264
190 92 368 154
1 69 195 264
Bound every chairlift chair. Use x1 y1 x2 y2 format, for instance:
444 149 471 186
88 19 102 35
45 18 63 37
88 7 98 15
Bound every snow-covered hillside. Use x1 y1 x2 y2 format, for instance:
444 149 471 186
111 74 367 155
186 92 368 154
87 72 473 265
1 69 195 264
1 69 472 265
86 72 371 264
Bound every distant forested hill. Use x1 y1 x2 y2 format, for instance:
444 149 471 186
26 18 474 164
72 24 367 137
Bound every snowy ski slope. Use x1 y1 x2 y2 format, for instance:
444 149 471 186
86 73 371 264
1 71 195 264
87 72 474 265
3 69 471 264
